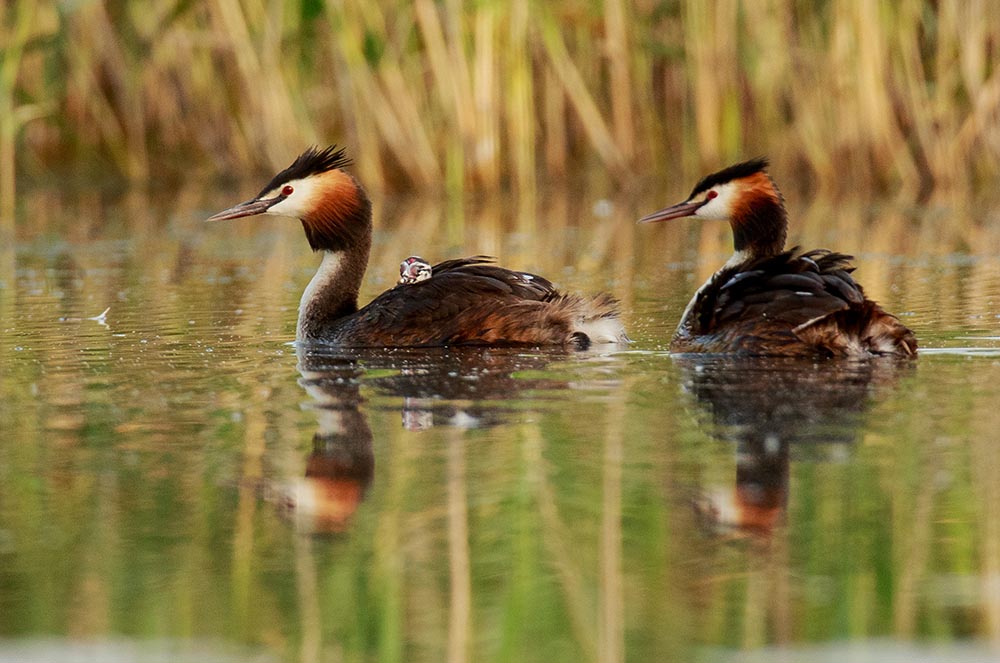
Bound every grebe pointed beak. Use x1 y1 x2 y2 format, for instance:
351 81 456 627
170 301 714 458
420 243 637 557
637 199 707 224
207 196 279 221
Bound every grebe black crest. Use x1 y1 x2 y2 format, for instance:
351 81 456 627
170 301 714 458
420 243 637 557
639 158 916 358
399 256 432 285
209 146 628 348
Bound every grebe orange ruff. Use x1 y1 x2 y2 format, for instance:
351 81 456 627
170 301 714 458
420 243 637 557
209 146 627 348
640 158 916 358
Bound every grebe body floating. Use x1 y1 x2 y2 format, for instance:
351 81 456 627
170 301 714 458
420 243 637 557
209 146 627 348
639 158 916 358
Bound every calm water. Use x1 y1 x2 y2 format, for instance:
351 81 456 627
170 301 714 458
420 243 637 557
3 184 1000 662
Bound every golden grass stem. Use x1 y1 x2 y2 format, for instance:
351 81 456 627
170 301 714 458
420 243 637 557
3 0 999 195
536 5 626 177
0 0 35 226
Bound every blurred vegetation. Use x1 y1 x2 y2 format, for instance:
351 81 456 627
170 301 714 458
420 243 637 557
2 0 999 211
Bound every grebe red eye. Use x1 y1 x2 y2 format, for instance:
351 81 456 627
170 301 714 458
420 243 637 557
706 190 718 200
281 185 294 196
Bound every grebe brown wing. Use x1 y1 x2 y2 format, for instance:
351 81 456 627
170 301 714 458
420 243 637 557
428 256 557 300
696 250 852 332
684 249 915 356
428 255 496 272
330 265 577 346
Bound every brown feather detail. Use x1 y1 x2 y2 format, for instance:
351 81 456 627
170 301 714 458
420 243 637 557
731 172 781 218
470 293 622 346
792 302 918 358
465 303 575 345
301 170 372 252
322 286 622 348
729 171 787 257
468 293 624 348
672 249 916 358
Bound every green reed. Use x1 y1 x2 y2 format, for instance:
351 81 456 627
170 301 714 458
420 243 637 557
2 0 999 205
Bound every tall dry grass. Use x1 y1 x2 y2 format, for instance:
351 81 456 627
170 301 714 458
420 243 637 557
2 0 1000 212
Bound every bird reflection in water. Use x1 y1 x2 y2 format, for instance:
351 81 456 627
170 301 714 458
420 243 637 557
674 356 912 537
279 345 574 533
281 357 372 534
364 348 570 431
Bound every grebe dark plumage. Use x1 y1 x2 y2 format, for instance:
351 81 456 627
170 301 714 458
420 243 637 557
209 146 628 348
639 158 916 358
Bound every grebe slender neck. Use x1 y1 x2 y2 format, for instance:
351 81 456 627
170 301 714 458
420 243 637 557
729 180 787 263
297 244 369 340
294 172 372 340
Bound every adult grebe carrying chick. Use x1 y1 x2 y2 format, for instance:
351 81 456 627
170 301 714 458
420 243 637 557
209 146 627 348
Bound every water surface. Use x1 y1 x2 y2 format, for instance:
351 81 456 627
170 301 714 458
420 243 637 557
3 185 1000 661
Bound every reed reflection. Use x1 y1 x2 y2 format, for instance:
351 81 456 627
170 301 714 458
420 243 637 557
675 356 912 536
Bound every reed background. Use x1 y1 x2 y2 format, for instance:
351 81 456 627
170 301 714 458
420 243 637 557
3 0 1000 220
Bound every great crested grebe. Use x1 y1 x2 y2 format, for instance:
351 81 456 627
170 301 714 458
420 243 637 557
209 146 627 348
639 158 917 357
399 256 432 284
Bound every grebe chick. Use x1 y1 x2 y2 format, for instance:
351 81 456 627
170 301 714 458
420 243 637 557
399 256 432 284
639 158 916 358
209 146 627 348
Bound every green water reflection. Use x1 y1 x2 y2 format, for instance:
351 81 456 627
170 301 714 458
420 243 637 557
2 186 1000 661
